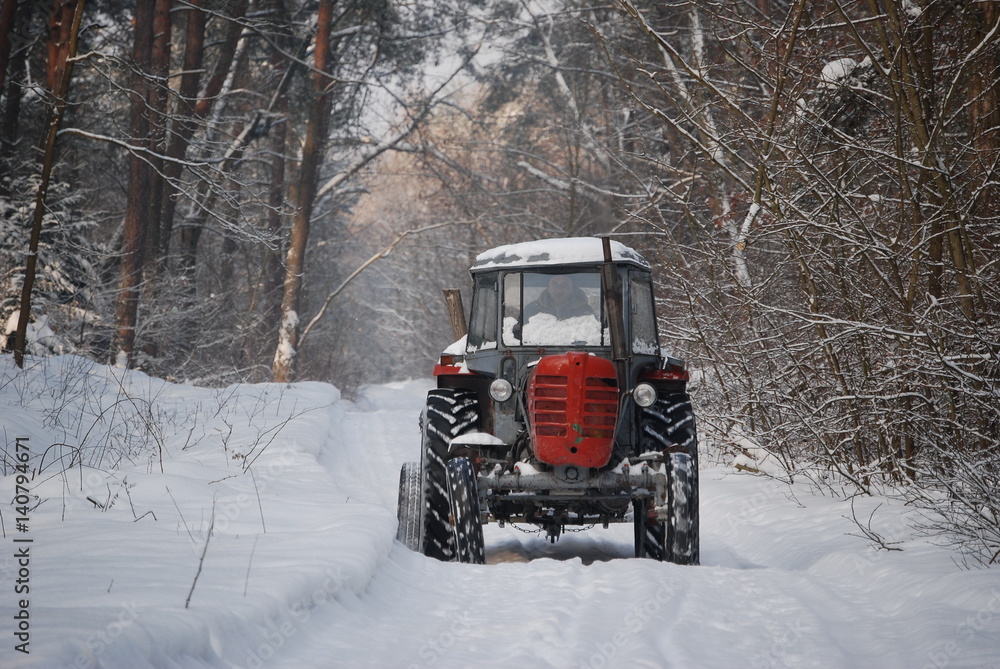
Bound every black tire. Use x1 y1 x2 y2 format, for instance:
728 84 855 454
396 461 421 551
637 391 699 564
632 497 666 560
638 391 697 457
420 388 480 561
665 452 699 565
447 457 486 564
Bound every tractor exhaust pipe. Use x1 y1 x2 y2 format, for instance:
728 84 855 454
442 289 468 341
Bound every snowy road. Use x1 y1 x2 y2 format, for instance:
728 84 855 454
3 360 1000 669
268 381 1000 669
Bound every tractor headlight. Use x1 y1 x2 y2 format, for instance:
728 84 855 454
489 379 514 402
632 383 658 408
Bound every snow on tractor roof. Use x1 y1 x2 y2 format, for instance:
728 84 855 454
471 237 649 272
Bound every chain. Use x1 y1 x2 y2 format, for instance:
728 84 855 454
508 523 544 534
506 523 596 534
565 524 596 533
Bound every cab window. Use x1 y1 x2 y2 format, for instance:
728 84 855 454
629 273 659 355
467 274 498 351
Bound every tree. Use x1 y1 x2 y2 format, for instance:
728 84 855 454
314 0 680 390
1 0 478 382
110 0 155 365
12 0 85 367
272 0 335 383
269 0 481 383
605 0 998 559
0 0 18 103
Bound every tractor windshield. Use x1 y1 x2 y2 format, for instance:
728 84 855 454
501 271 608 347
467 267 661 354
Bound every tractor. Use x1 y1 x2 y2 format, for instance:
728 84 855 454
395 237 699 565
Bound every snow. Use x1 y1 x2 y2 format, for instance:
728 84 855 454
518 312 605 347
273 311 299 367
450 432 505 447
3 354 1000 668
820 58 858 88
442 336 466 356
902 0 923 19
472 237 649 271
819 56 873 89
3 313 65 357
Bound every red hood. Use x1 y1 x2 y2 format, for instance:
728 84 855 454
526 352 618 468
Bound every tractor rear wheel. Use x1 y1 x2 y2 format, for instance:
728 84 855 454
420 388 480 561
395 461 421 551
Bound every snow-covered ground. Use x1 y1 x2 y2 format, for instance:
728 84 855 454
2 355 1000 668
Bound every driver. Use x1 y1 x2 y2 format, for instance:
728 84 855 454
524 275 595 322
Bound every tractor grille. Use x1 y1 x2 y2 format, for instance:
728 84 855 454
527 352 619 468
532 375 568 436
582 377 618 438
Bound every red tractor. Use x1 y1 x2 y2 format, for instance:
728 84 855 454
396 237 699 564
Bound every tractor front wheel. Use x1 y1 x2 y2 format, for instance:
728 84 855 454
447 457 485 564
665 452 699 565
633 497 665 560
638 391 700 565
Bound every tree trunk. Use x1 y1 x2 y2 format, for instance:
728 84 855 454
0 0 30 164
192 0 246 119
12 0 84 367
45 0 75 92
158 0 205 257
443 289 467 340
0 0 17 96
965 0 999 286
111 0 155 365
145 0 172 260
262 36 289 358
174 0 246 264
0 0 19 194
272 0 334 382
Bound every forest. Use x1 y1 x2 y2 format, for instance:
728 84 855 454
0 0 997 563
